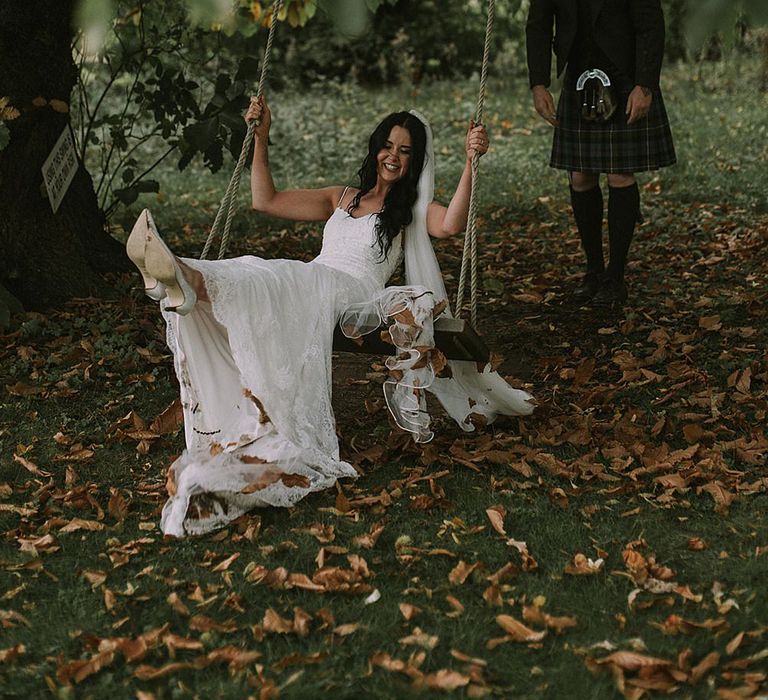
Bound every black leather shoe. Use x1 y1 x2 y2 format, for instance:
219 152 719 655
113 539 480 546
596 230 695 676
592 277 628 307
572 272 603 303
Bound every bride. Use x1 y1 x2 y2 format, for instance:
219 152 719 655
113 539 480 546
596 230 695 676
127 96 534 537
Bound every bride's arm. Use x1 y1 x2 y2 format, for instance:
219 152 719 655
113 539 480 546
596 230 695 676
247 96 342 222
426 121 489 239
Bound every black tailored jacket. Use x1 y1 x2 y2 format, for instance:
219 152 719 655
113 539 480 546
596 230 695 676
526 0 665 90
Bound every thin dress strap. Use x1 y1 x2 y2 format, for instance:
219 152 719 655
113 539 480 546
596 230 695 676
337 185 351 209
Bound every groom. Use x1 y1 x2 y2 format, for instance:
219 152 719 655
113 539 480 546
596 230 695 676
526 0 676 307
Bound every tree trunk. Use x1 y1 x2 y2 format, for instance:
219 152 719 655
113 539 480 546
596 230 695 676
0 0 128 312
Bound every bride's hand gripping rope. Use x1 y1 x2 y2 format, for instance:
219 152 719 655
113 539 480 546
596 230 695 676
466 120 490 161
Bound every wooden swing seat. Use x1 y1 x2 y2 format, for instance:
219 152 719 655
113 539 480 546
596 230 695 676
332 316 490 362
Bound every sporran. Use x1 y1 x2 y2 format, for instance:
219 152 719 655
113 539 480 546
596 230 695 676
576 68 617 122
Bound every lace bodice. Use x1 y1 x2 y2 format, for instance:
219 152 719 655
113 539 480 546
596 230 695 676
313 208 402 288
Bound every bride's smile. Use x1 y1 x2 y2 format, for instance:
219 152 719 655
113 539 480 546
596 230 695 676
376 125 412 184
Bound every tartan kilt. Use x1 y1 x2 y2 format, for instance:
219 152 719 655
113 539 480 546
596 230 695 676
550 84 676 174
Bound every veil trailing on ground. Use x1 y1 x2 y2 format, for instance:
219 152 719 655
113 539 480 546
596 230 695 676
341 111 534 442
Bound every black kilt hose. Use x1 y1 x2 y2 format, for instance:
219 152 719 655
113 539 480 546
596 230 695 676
551 81 676 174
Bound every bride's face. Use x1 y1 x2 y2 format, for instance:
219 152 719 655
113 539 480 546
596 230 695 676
376 126 412 185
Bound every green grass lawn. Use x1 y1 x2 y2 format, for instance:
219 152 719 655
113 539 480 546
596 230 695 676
1 59 767 698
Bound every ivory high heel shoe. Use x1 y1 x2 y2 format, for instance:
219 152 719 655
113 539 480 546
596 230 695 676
142 211 197 315
126 209 166 301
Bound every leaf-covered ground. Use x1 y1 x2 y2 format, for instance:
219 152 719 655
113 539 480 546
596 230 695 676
1 62 767 698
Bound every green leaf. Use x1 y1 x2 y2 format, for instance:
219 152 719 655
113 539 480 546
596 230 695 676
113 180 159 206
183 118 220 151
135 179 160 193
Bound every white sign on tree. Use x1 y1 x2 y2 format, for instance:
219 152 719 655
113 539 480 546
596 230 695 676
41 127 78 214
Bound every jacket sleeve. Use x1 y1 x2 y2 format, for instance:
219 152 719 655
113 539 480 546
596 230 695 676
526 0 555 88
630 0 666 89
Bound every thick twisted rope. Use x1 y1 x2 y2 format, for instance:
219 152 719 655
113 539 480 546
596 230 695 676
455 0 495 329
201 0 283 260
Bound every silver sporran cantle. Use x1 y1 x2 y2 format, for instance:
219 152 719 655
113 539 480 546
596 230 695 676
576 68 617 122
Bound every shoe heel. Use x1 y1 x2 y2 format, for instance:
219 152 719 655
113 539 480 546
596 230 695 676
144 234 197 315
127 210 166 300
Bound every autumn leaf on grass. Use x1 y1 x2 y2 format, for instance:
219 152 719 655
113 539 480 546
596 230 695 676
485 505 506 536
651 614 728 636
0 644 25 663
210 552 240 573
483 585 503 607
621 542 676 587
370 651 425 681
59 518 105 534
444 594 465 617
698 314 722 332
711 581 740 615
6 382 45 397
274 651 328 671
12 453 51 478
415 669 471 692
263 608 294 634
689 651 720 685
573 357 596 386
725 631 745 656
167 592 190 616
563 553 604 576
698 481 735 514
56 651 116 684
448 560 481 585
17 533 59 556
522 605 577 634
488 615 547 648
107 488 130 522
487 562 520 585
0 610 30 628
80 570 107 589
399 627 439 650
352 521 385 549
293 522 335 543
149 398 184 436
55 445 96 463
450 649 487 667
133 661 195 681
506 539 538 571
293 608 312 637
188 615 237 634
586 651 678 697
399 603 421 621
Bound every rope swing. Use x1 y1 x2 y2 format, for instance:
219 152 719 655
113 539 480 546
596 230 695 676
455 0 495 329
200 0 284 260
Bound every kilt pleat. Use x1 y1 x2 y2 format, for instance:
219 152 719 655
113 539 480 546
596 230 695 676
550 85 676 173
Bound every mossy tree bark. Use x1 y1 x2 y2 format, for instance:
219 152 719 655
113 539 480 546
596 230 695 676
0 0 127 312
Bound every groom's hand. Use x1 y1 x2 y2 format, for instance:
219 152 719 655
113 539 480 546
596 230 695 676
532 85 558 126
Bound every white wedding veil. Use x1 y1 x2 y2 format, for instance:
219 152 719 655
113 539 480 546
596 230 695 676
404 110 534 430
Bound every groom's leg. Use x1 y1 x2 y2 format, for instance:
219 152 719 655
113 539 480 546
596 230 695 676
569 171 603 301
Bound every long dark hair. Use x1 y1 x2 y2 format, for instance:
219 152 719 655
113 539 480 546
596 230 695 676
348 112 427 260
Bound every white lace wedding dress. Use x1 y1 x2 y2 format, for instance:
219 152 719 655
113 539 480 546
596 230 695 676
161 208 402 536
159 113 534 537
